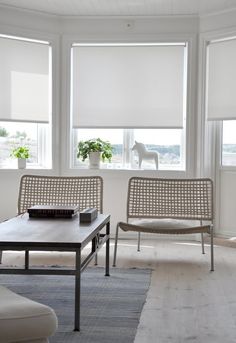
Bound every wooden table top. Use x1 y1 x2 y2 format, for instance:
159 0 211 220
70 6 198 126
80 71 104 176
0 213 110 250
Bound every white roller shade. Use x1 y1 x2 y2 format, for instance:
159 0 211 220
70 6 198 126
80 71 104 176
207 37 236 121
72 44 186 128
0 36 50 123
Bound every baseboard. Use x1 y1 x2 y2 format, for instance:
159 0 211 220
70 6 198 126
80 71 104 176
214 229 236 239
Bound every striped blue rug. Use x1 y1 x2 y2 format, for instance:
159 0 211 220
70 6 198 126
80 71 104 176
1 267 151 343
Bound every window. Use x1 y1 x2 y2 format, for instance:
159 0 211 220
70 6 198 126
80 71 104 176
71 42 187 170
133 129 184 170
72 128 185 170
0 122 51 168
206 36 236 168
222 120 236 166
72 129 123 168
0 34 52 169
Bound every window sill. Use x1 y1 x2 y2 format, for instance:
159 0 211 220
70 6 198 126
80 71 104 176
0 165 52 170
70 166 185 172
220 165 236 171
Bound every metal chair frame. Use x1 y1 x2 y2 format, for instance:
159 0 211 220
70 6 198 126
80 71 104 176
113 177 214 271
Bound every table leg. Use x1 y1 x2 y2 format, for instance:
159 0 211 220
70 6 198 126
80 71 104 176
74 249 81 331
25 250 29 269
105 221 110 277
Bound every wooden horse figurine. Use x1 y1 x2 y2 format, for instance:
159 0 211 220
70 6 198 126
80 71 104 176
132 141 159 170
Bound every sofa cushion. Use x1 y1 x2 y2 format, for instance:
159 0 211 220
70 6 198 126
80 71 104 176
0 285 57 343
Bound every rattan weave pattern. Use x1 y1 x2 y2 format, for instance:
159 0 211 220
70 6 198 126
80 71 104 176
113 177 214 271
127 177 213 221
18 175 103 214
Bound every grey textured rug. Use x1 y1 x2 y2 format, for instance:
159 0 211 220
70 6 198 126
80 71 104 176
1 267 151 343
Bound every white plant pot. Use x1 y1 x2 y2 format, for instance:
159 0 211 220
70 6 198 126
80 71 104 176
18 158 26 169
89 152 101 169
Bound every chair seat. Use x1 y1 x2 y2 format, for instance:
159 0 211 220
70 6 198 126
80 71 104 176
119 218 211 234
113 177 214 271
0 285 57 343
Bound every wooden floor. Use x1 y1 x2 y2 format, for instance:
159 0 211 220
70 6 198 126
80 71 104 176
2 237 236 343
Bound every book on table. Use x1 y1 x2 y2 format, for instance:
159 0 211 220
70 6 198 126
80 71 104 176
27 205 79 218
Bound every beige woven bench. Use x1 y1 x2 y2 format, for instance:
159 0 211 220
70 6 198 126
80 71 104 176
113 177 214 271
0 174 103 264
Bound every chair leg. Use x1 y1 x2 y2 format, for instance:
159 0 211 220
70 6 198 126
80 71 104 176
137 232 141 252
201 232 205 254
94 234 99 265
0 250 2 264
113 223 120 267
210 225 214 272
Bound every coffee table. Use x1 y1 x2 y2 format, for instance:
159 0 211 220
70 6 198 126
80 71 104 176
0 213 110 331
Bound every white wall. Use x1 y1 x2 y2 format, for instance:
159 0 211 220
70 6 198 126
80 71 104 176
200 9 236 33
1 6 236 238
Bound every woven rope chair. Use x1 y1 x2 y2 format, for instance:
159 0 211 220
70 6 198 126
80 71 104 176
18 175 103 214
0 175 103 264
113 177 214 271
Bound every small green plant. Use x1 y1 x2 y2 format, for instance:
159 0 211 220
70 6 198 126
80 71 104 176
10 146 30 159
77 138 113 162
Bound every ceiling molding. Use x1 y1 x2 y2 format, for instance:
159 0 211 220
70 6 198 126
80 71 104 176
0 1 235 19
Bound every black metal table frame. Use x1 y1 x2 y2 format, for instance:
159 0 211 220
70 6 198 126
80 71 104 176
0 219 110 331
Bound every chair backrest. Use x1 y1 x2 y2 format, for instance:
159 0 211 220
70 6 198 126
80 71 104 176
18 175 103 214
127 177 213 221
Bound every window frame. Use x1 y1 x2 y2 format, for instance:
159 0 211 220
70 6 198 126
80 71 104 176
0 29 58 171
203 31 236 171
69 40 189 172
0 122 51 169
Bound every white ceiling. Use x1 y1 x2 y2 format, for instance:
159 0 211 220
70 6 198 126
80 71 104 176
0 0 236 17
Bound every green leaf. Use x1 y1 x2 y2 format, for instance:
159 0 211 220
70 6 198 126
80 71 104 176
77 138 113 163
10 146 30 159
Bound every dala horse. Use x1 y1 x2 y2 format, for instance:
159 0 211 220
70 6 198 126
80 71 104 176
132 141 159 170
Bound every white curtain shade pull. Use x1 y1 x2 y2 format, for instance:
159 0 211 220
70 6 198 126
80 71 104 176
72 44 186 128
206 37 236 121
0 36 50 123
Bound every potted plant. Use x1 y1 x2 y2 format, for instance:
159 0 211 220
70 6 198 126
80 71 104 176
77 138 113 169
10 146 30 169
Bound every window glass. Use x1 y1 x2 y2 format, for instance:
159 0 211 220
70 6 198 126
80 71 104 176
133 129 184 170
72 128 185 170
222 120 236 166
72 129 124 168
0 122 50 168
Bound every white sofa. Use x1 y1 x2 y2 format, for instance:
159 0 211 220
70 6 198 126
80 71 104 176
0 285 58 343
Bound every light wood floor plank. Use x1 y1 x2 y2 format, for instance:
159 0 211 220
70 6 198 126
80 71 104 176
2 238 236 343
